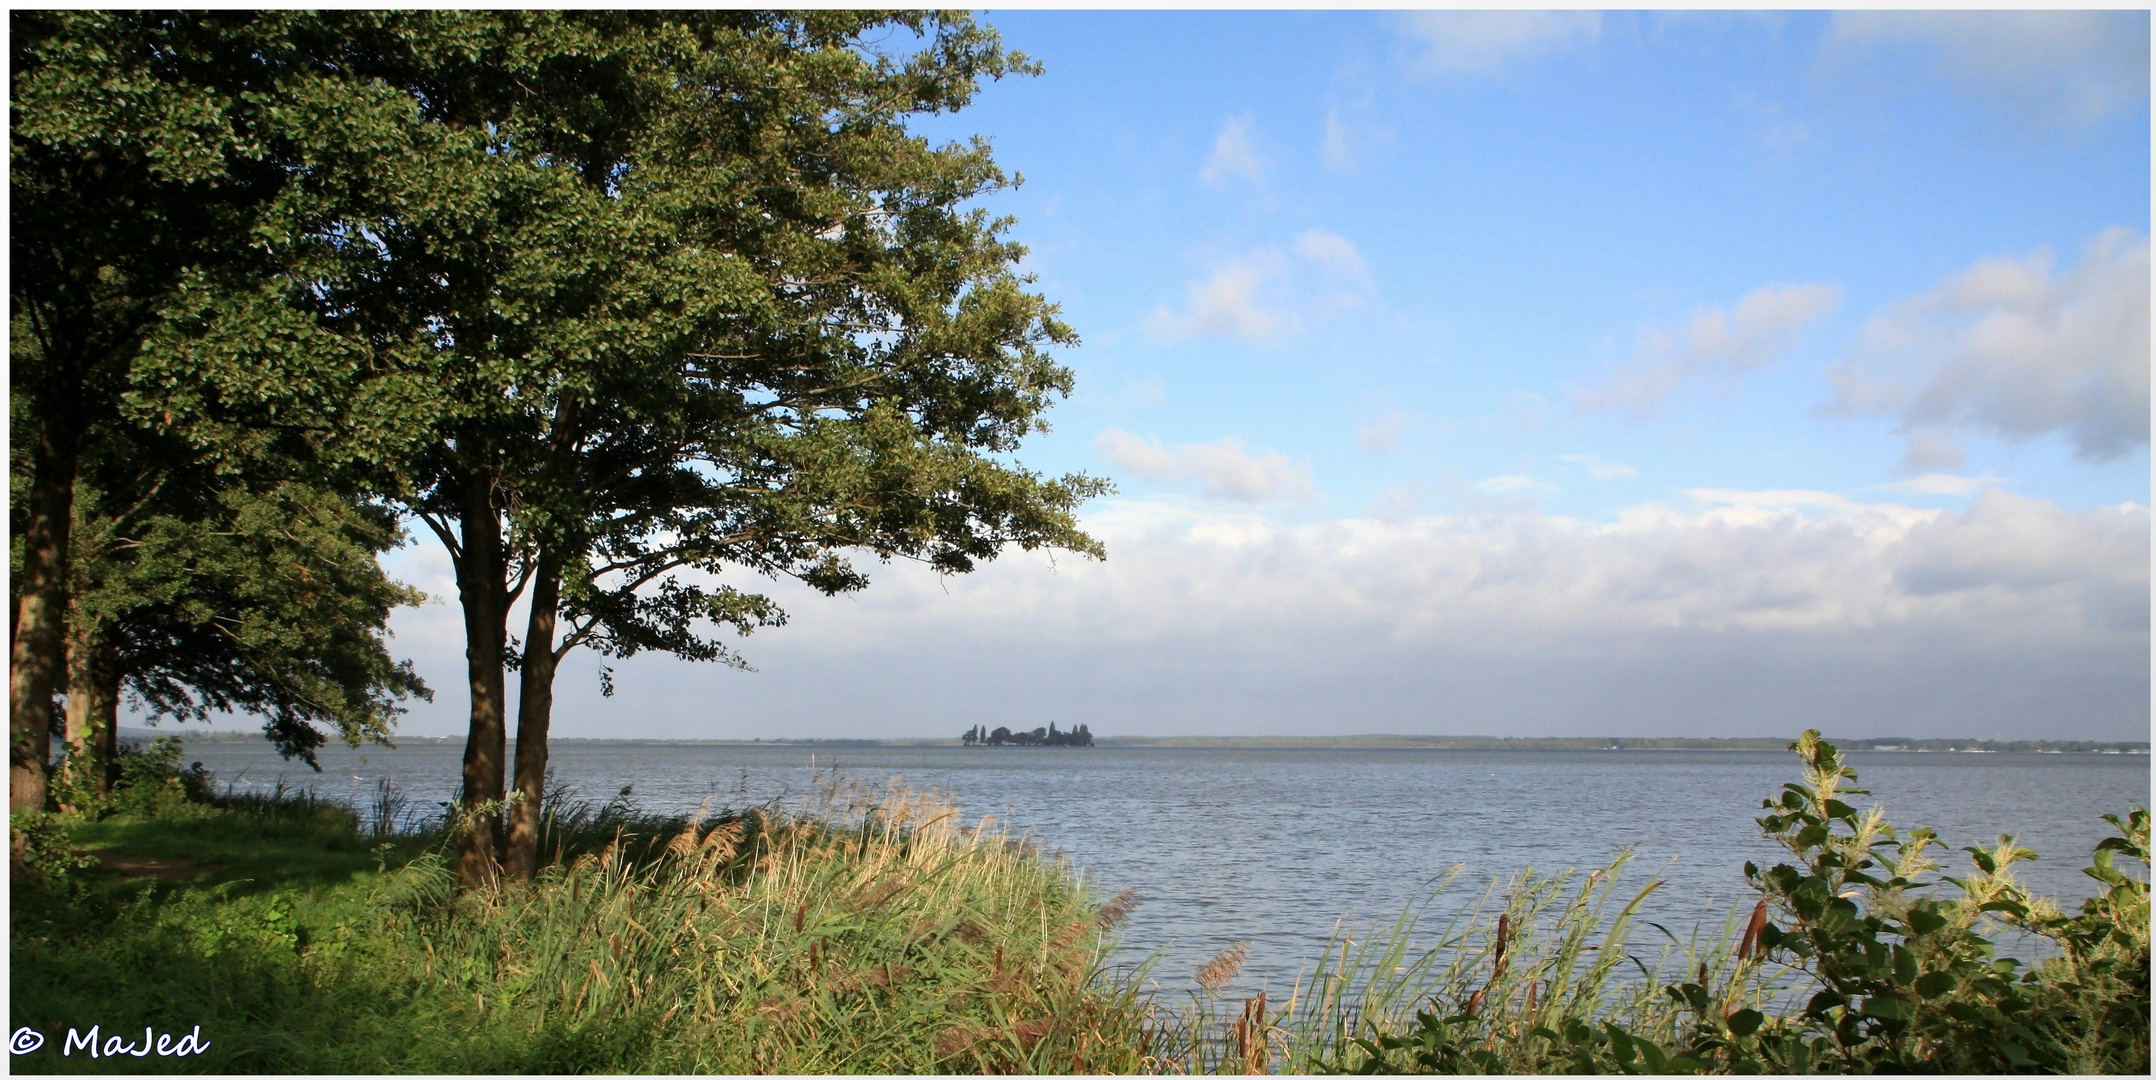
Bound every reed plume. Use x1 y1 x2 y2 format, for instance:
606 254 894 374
1097 887 1140 929
1197 940 1254 993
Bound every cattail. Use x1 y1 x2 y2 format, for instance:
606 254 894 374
1492 913 1511 981
1232 991 1269 1074
1197 940 1253 993
1737 898 1770 961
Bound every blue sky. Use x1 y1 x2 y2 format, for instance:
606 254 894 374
930 10 2148 522
230 11 2152 744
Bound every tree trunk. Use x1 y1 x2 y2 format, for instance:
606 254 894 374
11 422 80 813
61 615 120 808
453 471 510 888
504 548 564 882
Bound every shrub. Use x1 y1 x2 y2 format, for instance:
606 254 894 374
9 809 95 885
1230 730 2148 1075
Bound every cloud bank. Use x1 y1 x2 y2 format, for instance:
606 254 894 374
376 488 2146 743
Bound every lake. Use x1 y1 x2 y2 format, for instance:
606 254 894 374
173 738 2149 998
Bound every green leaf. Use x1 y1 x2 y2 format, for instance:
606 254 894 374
1906 906 1947 935
1726 1008 1764 1037
1858 995 1910 1021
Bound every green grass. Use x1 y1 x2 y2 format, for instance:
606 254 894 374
10 773 1154 1074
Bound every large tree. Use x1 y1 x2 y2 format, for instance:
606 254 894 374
11 12 432 811
49 452 428 805
485 12 1111 883
247 11 1107 884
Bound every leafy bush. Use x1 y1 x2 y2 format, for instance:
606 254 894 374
1226 730 2148 1075
1697 732 2150 1074
9 810 95 885
107 735 214 818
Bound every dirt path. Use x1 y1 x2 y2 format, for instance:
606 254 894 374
95 852 210 880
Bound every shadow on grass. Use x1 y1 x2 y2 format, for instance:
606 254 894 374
63 803 413 902
10 878 660 1075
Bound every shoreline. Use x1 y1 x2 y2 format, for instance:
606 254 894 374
127 729 2149 754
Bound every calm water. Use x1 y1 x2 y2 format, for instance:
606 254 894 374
176 739 2149 996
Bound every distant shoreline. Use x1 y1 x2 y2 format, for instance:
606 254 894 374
125 728 2150 754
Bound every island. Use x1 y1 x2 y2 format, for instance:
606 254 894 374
962 722 1094 747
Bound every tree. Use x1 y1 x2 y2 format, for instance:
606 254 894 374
52 461 428 803
265 12 1107 885
11 11 435 811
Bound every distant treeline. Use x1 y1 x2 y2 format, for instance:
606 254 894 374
963 723 1093 747
1092 734 2150 753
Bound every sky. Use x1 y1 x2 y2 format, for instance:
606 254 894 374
231 10 2153 743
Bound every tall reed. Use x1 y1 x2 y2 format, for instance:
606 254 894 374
1147 856 1772 1074
362 773 1155 1072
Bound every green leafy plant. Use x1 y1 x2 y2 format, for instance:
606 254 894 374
1694 731 2149 1074
9 809 95 884
1257 731 2148 1076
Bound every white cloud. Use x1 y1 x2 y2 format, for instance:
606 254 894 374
1829 228 2150 461
1682 487 1874 518
1872 473 2008 498
1319 101 1392 173
1356 409 1410 454
1827 11 2150 128
1095 429 1315 504
1321 109 1353 171
1557 453 1637 481
1149 253 1289 342
1150 233 1374 344
1474 474 1545 496
1399 11 1603 77
378 489 2149 740
1201 116 1267 187
1578 282 1843 417
1293 229 1370 282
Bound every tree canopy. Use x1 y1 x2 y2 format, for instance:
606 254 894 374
12 11 1108 890
11 11 433 811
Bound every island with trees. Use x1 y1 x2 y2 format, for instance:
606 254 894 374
962 721 1094 747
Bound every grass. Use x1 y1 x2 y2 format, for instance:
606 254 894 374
10 767 1154 1074
1145 857 1723 1074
